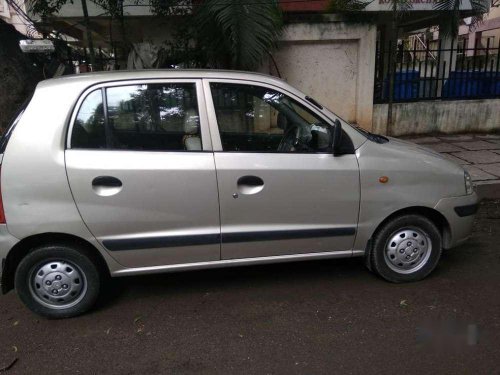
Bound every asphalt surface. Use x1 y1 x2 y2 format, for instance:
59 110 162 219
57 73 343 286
1 200 499 374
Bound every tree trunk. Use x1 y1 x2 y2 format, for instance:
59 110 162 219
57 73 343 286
0 20 43 131
81 0 96 68
386 3 398 136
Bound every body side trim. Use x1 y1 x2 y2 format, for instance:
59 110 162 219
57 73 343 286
102 227 357 251
222 227 356 243
112 250 364 277
103 233 221 251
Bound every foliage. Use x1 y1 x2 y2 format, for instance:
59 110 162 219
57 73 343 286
433 0 491 36
327 0 372 12
28 0 72 18
27 0 284 71
89 0 123 18
193 0 284 70
142 0 191 16
158 22 206 68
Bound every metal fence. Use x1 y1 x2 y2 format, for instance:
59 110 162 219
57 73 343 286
374 37 500 103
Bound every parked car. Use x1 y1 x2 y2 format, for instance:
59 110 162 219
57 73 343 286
0 70 478 318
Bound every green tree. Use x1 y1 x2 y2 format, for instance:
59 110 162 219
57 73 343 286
28 0 99 65
29 0 284 71
193 0 284 70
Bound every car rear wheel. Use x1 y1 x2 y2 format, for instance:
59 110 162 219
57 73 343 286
15 245 101 319
368 214 442 283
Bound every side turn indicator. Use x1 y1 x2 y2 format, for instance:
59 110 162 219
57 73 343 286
379 176 389 184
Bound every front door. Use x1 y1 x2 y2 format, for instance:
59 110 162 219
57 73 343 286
205 80 360 259
65 80 221 268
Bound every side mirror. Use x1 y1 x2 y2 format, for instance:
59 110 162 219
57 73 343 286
332 119 343 156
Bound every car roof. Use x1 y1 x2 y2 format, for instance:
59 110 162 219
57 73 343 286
38 69 288 89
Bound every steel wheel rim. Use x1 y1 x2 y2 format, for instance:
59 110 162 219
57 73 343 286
29 260 88 310
384 227 432 274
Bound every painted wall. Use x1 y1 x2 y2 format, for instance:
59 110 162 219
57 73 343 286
263 19 377 130
0 0 31 35
373 99 500 136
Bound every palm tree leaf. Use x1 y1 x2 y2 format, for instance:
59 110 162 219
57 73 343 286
433 0 489 37
433 0 461 11
195 0 283 70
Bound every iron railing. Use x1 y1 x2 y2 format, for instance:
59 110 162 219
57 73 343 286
374 38 500 103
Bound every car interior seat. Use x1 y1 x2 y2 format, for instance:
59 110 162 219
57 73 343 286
183 108 202 151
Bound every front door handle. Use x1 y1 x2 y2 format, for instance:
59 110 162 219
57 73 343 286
92 176 122 196
237 175 264 195
92 176 122 187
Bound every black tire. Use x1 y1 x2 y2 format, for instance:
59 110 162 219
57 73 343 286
15 244 101 319
368 214 442 283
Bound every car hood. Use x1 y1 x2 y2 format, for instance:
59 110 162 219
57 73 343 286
385 137 454 161
356 136 467 198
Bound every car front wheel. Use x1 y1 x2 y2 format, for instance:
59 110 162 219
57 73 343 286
369 214 442 283
15 244 101 319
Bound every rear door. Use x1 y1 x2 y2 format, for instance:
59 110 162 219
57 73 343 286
65 79 221 268
204 80 360 259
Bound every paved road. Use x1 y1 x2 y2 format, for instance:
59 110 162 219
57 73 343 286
1 201 499 374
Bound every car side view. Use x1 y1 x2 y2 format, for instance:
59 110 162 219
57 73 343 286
0 70 478 318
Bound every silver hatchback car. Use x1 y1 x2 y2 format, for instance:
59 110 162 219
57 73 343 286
0 70 478 318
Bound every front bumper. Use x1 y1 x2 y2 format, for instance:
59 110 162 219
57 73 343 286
434 192 480 249
0 224 19 292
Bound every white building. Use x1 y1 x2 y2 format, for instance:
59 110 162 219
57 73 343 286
0 0 33 35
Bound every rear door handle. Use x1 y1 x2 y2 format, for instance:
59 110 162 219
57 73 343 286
92 176 122 187
92 176 122 196
237 175 264 195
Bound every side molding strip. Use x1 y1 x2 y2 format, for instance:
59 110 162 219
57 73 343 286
103 227 357 251
222 227 356 243
103 234 221 251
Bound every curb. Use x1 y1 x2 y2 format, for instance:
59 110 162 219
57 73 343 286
476 181 500 200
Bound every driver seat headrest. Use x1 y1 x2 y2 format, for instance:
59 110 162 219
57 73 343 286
183 108 201 150
184 108 200 135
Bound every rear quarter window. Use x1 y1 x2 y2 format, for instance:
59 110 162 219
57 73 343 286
0 94 33 153
69 83 202 152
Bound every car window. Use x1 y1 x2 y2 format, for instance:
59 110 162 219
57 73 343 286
210 83 332 153
106 83 201 151
71 90 107 149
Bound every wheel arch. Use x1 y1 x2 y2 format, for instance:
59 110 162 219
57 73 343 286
366 206 452 254
2 232 110 294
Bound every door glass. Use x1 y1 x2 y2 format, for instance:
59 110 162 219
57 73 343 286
106 83 201 151
71 90 106 149
210 83 332 153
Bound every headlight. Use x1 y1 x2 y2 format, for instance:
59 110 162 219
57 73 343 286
464 170 473 195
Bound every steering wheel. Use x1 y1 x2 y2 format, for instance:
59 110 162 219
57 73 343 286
277 125 300 152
